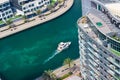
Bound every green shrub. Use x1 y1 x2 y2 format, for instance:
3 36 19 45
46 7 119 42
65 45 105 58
57 72 73 80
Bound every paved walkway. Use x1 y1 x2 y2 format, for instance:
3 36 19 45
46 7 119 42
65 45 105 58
35 58 80 80
0 0 74 39
64 75 82 80
53 59 80 78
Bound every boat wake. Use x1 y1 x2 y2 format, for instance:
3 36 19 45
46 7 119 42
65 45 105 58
43 50 60 64
43 41 71 64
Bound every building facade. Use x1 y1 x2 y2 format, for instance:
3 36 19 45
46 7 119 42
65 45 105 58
0 0 13 23
10 0 50 16
78 0 120 80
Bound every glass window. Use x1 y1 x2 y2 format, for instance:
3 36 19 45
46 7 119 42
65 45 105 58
0 5 2 8
4 17 6 20
10 15 13 17
24 11 27 13
3 4 6 7
115 59 120 64
2 13 5 16
29 5 31 7
7 16 10 18
6 12 8 15
32 4 34 6
6 3 9 6
39 2 41 4
37 7 39 9
9 11 11 13
23 7 26 10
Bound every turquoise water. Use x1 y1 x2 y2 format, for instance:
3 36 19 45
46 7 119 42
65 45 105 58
0 0 82 80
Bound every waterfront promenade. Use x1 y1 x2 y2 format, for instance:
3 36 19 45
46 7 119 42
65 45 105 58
35 59 81 80
53 59 80 78
0 0 74 39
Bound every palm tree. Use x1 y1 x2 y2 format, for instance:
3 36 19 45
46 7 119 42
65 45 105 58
63 58 73 68
22 15 28 23
47 4 55 13
36 10 41 15
6 19 13 28
47 4 53 11
42 69 57 80
58 0 64 3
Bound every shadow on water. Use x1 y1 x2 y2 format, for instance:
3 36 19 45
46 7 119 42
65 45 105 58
0 73 6 80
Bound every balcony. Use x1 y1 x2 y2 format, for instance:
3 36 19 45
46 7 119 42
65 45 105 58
110 48 120 56
93 51 99 58
107 57 120 68
87 41 99 52
114 76 120 80
81 43 85 49
88 49 94 57
81 49 86 55
114 69 120 75
108 64 120 75
88 58 98 67
88 47 94 53
107 69 115 75
89 71 98 79
89 64 100 77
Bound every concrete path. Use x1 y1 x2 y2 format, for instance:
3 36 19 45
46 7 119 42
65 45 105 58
35 58 80 80
53 59 80 78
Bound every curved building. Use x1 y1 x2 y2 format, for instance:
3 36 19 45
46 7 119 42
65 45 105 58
78 0 120 80
10 0 50 16
0 0 13 22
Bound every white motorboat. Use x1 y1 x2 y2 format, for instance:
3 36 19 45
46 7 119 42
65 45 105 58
57 42 71 52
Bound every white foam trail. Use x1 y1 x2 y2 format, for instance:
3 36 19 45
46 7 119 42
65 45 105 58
43 50 60 64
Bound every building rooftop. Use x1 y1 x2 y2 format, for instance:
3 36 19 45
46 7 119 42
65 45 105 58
77 9 120 56
105 3 120 18
87 9 118 34
78 16 103 45
87 9 120 43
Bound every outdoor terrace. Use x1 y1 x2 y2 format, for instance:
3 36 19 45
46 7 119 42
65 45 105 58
105 3 120 20
87 8 116 34
77 16 103 46
78 15 120 56
87 9 120 43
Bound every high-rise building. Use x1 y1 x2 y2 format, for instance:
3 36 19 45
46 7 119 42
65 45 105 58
0 0 14 23
10 0 50 16
78 0 120 80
